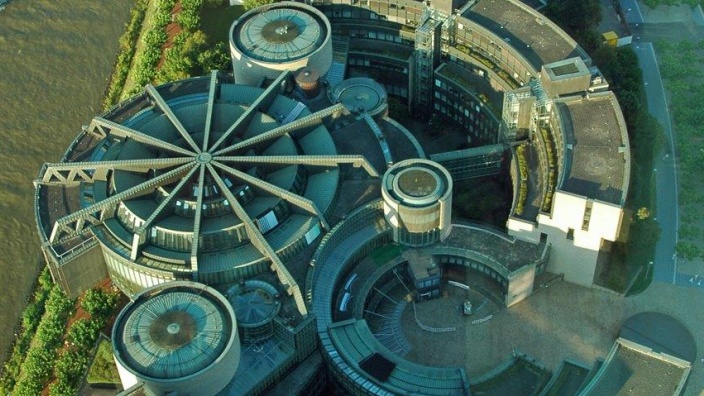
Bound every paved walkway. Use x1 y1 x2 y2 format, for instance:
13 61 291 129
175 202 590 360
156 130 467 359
631 18 704 288
476 281 704 395
633 42 680 285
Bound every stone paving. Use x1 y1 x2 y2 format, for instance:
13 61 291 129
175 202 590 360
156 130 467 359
394 278 704 394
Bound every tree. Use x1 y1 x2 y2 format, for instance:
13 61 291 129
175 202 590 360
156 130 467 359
81 288 119 319
544 0 602 34
68 319 101 351
157 31 231 83
636 207 651 220
198 42 231 73
242 0 275 11
177 9 201 31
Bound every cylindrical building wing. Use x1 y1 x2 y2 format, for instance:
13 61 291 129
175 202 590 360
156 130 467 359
382 159 453 246
112 281 240 396
230 2 332 86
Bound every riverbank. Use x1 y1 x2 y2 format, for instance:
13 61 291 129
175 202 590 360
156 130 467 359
0 0 133 366
0 0 237 386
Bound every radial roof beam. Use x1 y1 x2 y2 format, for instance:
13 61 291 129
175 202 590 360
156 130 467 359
50 163 193 244
208 71 290 153
216 154 380 178
146 85 201 153
213 103 346 156
131 165 199 260
212 161 330 230
38 157 193 185
93 117 195 157
207 164 308 316
83 123 107 140
190 165 206 273
202 71 219 152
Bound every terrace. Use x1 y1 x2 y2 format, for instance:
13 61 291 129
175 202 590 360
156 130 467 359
464 0 584 68
557 93 629 205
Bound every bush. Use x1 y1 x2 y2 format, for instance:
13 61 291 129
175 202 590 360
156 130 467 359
129 0 177 95
515 145 529 215
0 268 53 394
103 0 149 109
50 286 120 395
242 0 275 11
12 286 73 395
81 288 119 319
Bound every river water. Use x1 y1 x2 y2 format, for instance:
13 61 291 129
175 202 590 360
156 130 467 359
0 0 132 364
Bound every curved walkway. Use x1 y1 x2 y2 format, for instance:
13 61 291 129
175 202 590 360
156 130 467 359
634 42 687 286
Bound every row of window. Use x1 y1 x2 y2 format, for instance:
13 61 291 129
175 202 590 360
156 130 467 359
455 33 531 83
396 228 440 247
438 256 509 290
434 102 494 140
105 252 174 296
349 29 404 44
348 58 409 74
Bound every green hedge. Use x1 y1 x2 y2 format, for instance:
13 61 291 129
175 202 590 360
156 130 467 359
11 286 73 396
515 144 529 216
49 289 119 396
539 128 557 212
102 0 149 110
0 269 53 394
128 0 177 96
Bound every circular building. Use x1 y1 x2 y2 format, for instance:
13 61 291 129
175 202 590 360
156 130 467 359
294 67 322 98
33 73 378 300
382 159 453 246
112 281 240 395
328 77 388 118
227 280 281 343
230 2 332 86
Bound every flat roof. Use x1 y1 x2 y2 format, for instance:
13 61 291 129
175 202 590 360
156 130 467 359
463 0 583 68
582 339 690 396
620 312 696 363
556 92 629 205
330 77 387 115
432 222 546 272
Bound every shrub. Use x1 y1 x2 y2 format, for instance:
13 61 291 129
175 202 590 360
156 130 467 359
81 288 119 319
12 286 72 395
103 0 149 109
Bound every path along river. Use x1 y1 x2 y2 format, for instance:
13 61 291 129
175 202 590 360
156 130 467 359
0 0 132 364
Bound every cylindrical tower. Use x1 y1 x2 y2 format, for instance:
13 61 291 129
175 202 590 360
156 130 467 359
381 159 453 247
227 280 281 344
294 67 321 98
328 77 389 119
229 2 332 86
112 281 240 396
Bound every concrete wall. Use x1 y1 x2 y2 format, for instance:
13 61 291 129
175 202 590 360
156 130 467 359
506 265 536 307
534 191 623 286
45 243 108 299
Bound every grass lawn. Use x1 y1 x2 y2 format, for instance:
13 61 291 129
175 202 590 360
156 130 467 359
200 4 245 44
87 339 121 384
370 244 403 265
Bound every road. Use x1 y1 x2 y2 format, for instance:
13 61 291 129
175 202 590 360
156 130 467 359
633 42 680 285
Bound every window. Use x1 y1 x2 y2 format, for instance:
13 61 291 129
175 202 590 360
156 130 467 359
582 202 593 231
566 228 574 240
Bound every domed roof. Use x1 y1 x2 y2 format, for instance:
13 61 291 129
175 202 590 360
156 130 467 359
232 2 329 63
113 282 236 379
35 72 378 305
